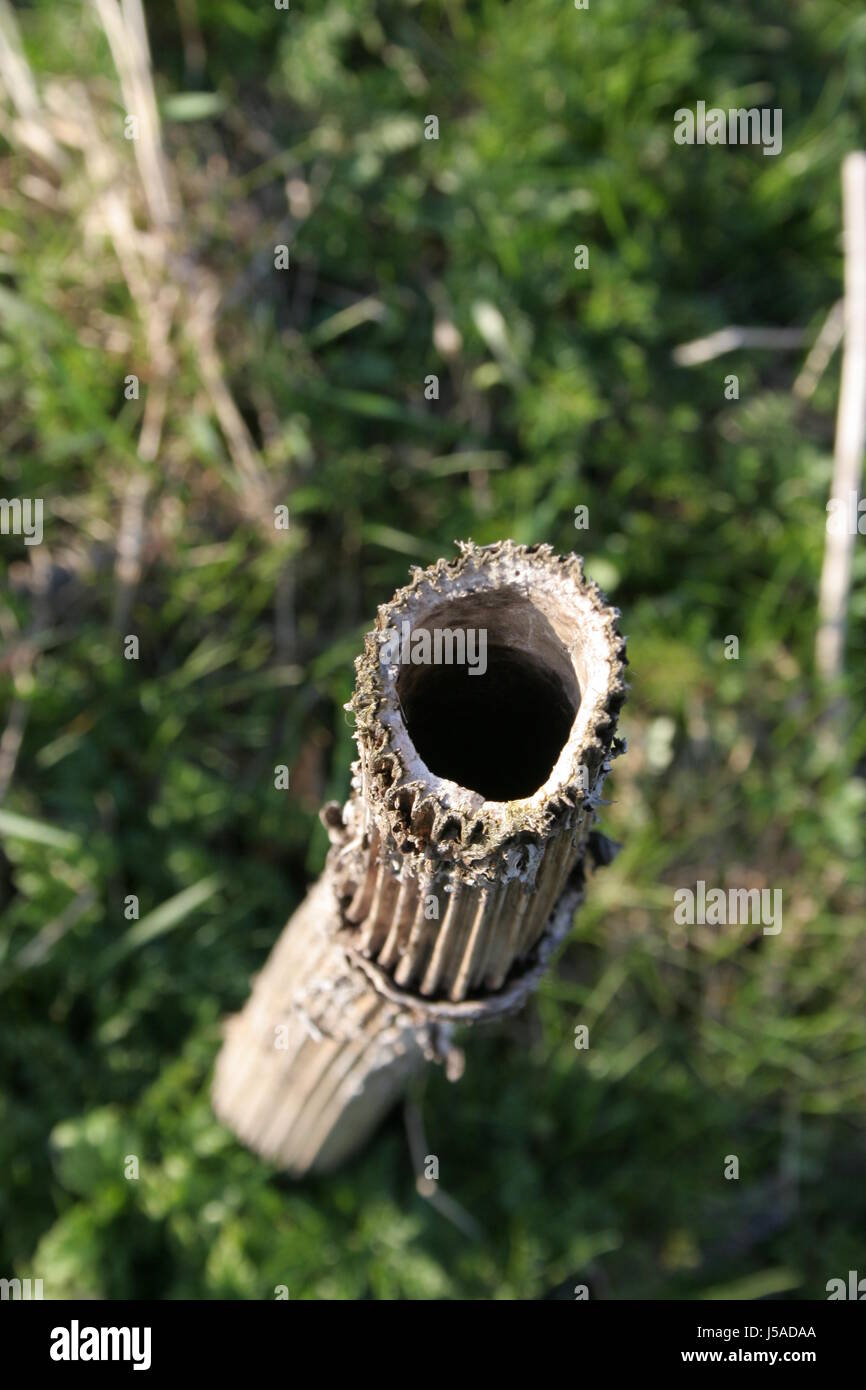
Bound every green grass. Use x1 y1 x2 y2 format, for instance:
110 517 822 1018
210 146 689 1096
0 0 865 1299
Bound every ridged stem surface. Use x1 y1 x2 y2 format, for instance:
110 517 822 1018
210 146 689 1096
213 543 627 1175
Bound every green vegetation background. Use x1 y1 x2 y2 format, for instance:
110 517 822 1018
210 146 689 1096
1 0 865 1299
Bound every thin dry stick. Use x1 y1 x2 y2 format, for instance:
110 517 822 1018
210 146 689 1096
112 282 179 630
403 1092 483 1239
0 0 67 170
2 0 273 530
0 695 27 804
0 607 27 805
94 0 272 516
90 0 177 229
793 299 845 402
816 153 866 687
0 550 51 803
672 325 806 367
213 542 627 1175
184 277 272 516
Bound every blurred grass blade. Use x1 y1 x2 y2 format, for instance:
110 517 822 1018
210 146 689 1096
697 1268 801 1300
422 451 507 476
0 809 80 852
362 523 441 558
309 296 387 348
103 876 221 967
162 91 226 122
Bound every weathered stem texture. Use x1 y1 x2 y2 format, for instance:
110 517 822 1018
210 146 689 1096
212 541 627 1175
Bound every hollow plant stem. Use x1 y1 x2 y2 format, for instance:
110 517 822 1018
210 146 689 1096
212 541 627 1175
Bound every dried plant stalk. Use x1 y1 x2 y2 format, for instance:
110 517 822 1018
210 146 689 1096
212 542 627 1175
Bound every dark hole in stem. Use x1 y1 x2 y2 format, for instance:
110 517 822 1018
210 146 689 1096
399 646 577 801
